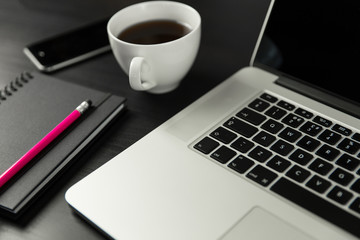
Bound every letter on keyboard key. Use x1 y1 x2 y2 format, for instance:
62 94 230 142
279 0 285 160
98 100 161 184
261 119 284 134
327 186 353 205
266 155 291 173
315 144 340 161
253 131 276 147
289 149 313 166
305 175 331 193
286 165 310 183
336 154 360 171
279 127 302 143
270 140 294 156
329 168 354 186
297 135 321 152
249 146 272 163
308 158 333 175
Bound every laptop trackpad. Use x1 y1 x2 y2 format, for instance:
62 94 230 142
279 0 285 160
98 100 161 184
220 207 315 240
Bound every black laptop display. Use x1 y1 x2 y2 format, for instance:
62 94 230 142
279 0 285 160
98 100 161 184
256 0 360 113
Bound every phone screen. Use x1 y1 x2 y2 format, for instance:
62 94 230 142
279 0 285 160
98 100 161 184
24 19 110 72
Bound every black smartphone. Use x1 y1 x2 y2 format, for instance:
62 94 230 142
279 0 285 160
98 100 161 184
24 19 110 72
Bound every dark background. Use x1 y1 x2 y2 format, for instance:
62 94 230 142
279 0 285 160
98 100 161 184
0 0 270 239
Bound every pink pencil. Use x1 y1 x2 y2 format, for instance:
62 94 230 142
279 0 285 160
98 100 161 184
0 100 92 188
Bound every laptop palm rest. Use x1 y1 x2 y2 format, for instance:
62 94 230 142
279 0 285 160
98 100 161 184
220 207 314 240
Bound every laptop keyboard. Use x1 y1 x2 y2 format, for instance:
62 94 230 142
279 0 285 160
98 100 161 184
192 92 360 237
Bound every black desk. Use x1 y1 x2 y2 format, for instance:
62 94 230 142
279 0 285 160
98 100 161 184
0 0 269 239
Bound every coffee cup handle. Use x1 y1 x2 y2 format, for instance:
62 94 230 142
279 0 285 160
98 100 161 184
129 57 156 91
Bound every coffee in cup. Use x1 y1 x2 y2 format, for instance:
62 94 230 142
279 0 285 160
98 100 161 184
118 20 192 45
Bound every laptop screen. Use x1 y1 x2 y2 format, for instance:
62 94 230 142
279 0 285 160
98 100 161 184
255 0 360 106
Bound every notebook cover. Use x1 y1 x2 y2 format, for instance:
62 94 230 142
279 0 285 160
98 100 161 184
0 72 126 218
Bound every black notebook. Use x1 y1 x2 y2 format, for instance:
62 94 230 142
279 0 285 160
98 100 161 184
0 72 126 218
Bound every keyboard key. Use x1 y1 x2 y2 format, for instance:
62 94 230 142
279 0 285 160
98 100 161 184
313 116 332 127
329 168 354 186
286 165 310 183
228 155 254 174
253 131 276 147
279 127 302 143
236 107 266 125
265 106 287 120
246 165 278 187
350 179 360 194
289 149 313 165
337 138 360 154
266 155 291 173
260 93 278 103
271 177 360 238
318 130 342 145
352 133 360 142
315 144 340 161
295 108 314 119
224 117 258 138
281 113 304 128
211 146 236 164
350 198 360 215
270 140 294 156
194 137 219 154
336 154 360 171
332 124 352 136
300 122 323 136
248 98 270 112
277 100 295 111
308 158 333 175
210 127 237 144
261 119 284 134
230 137 254 153
297 135 321 152
306 175 332 193
327 186 353 205
248 146 272 163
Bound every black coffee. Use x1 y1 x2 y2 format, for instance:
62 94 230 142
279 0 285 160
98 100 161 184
118 20 191 44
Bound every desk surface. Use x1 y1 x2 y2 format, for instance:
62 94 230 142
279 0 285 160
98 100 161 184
0 0 269 239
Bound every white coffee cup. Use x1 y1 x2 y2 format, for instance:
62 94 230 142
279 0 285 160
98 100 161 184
107 1 201 94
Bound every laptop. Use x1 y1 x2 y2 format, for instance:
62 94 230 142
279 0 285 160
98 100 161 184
65 0 360 239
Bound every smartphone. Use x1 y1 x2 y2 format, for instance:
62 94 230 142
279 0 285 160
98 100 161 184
24 19 110 72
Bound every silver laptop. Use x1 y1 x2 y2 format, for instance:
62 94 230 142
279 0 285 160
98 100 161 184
65 0 360 239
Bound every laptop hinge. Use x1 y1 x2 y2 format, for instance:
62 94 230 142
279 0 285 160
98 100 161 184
276 76 360 119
